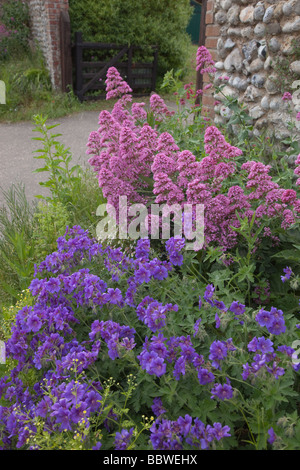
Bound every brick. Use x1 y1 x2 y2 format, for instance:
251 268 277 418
206 0 215 13
205 24 221 37
206 11 214 24
205 37 218 49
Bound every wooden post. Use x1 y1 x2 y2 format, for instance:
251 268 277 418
60 10 73 93
127 45 133 88
151 46 159 92
74 31 84 101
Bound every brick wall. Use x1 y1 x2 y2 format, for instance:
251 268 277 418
202 0 220 119
28 0 69 90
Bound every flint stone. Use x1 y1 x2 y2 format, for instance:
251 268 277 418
243 85 262 101
261 95 270 110
216 10 228 24
264 56 273 71
240 6 254 23
249 106 265 119
224 47 243 72
227 5 240 25
254 2 265 21
268 37 280 53
242 40 258 61
214 85 238 101
227 27 242 36
251 74 265 88
282 1 294 16
266 22 281 35
263 6 274 23
220 0 232 10
258 46 267 60
249 58 264 73
220 106 232 119
255 24 266 40
269 98 281 111
282 17 300 33
224 38 236 50
215 61 225 70
241 27 252 38
296 0 300 15
291 61 300 75
265 76 280 94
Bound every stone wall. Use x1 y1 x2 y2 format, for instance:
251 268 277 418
28 0 69 90
202 0 300 139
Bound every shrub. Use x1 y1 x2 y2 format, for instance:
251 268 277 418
68 0 193 79
0 0 30 60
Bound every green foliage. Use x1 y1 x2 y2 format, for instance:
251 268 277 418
32 200 71 262
69 0 193 78
32 115 106 234
0 0 30 60
0 184 37 303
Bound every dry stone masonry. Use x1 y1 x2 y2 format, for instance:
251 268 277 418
202 0 300 140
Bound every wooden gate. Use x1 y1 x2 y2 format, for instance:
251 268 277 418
73 32 159 102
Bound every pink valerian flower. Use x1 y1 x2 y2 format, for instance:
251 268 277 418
131 102 147 122
196 46 216 75
149 94 175 120
87 67 300 252
105 67 133 100
296 112 300 121
282 92 292 101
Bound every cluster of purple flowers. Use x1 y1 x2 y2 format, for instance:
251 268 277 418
89 319 136 360
255 307 286 335
150 414 230 450
1 225 299 449
136 296 178 332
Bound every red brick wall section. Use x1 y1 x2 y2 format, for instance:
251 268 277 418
202 0 219 120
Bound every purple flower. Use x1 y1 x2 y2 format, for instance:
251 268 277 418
229 301 245 316
193 318 202 337
211 382 233 401
26 313 43 333
114 427 134 450
267 427 277 445
92 442 102 450
203 284 215 304
197 367 215 385
215 313 221 329
104 287 123 305
151 398 166 417
281 266 293 283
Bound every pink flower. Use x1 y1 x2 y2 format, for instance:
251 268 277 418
296 112 300 121
282 92 292 101
196 46 216 75
105 67 132 100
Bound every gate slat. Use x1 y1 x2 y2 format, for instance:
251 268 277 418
80 45 129 97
